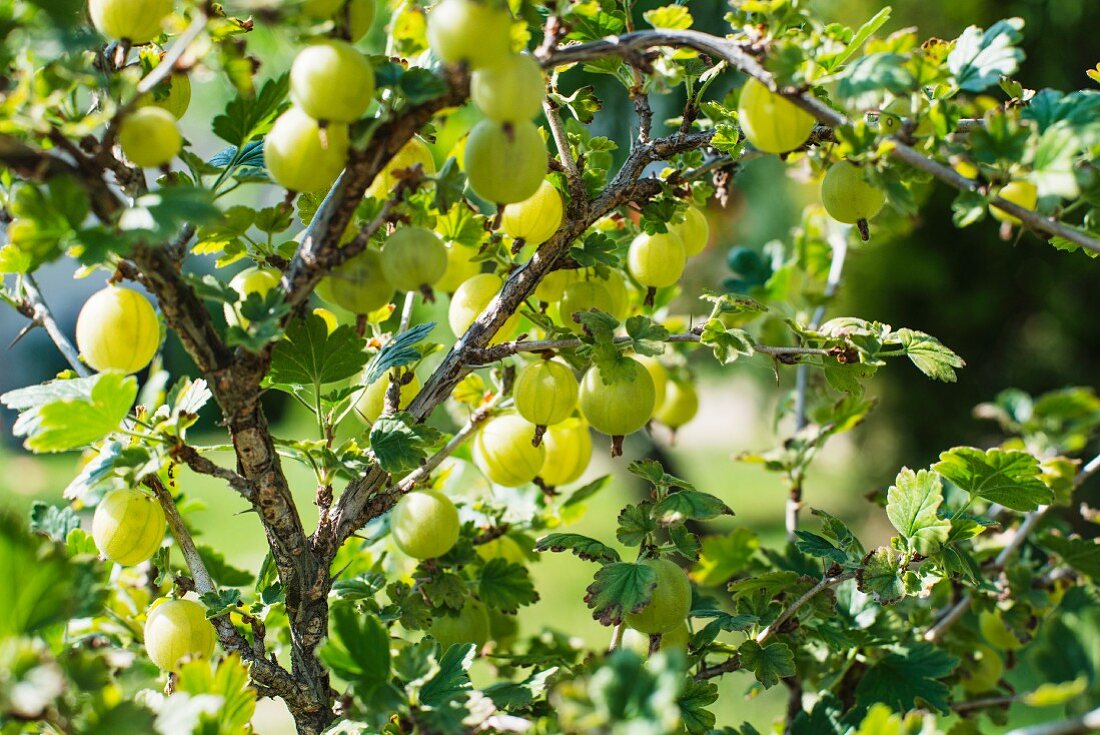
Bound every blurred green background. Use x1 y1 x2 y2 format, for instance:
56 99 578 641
2 0 1099 731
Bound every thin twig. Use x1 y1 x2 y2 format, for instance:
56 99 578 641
383 291 418 417
543 98 584 199
135 12 208 96
169 442 255 501
18 275 90 377
756 571 856 645
786 228 849 541
1005 707 1100 735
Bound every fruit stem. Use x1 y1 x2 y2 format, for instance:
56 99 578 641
856 218 870 241
611 435 624 458
532 424 546 447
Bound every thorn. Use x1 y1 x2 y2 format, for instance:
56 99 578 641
8 321 37 348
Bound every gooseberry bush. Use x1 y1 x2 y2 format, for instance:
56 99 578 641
2 0 1100 734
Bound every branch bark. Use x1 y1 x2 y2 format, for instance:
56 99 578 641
16 275 91 377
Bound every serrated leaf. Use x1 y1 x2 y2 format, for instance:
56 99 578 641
199 588 242 617
623 315 670 357
363 322 435 385
369 413 441 475
4 373 137 453
886 468 951 555
318 607 390 691
535 533 620 564
175 653 257 733
692 527 760 586
678 679 718 735
893 329 964 382
947 19 1025 93
213 74 289 147
1039 535 1100 578
653 491 733 525
483 667 559 711
616 502 656 546
627 459 694 490
584 562 657 626
934 447 1052 511
854 644 958 714
420 643 474 707
856 547 906 605
738 640 795 688
478 558 538 613
269 314 369 387
699 319 755 365
28 502 81 543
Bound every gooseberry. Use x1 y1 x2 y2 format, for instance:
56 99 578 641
436 241 482 293
426 0 512 69
464 119 548 204
558 279 613 333
353 371 421 424
316 249 394 314
380 227 447 294
820 161 886 226
119 107 181 168
501 181 562 246
224 266 280 329
578 357 656 441
290 40 376 123
472 413 545 487
471 53 545 123
535 268 579 303
430 598 490 652
633 354 668 410
390 489 460 559
303 0 375 41
654 378 698 429
961 644 1004 695
448 273 520 343
89 0 172 43
92 488 166 566
990 180 1038 225
367 137 436 199
624 557 692 635
670 205 709 257
513 359 578 432
737 77 816 154
76 285 160 374
144 598 217 671
537 416 592 487
475 535 527 565
627 230 686 289
138 73 191 119
264 107 349 193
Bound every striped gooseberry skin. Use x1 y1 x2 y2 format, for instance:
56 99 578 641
144 598 216 671
472 413 546 487
264 107 349 194
390 489 460 559
736 77 816 154
464 119 548 205
290 39 376 123
76 286 160 374
820 161 886 224
513 360 578 429
654 378 699 429
623 558 692 635
537 416 592 487
471 53 546 123
501 181 562 246
92 488 166 566
578 357 656 438
627 230 686 289
89 0 172 43
380 227 448 293
426 0 512 69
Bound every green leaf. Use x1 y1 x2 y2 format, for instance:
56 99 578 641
562 475 612 508
692 527 759 586
933 447 1052 511
693 609 757 646
1021 677 1088 707
28 502 81 543
4 373 137 453
213 74 289 147
196 544 255 587
535 533 620 564
832 7 892 69
363 322 435 385
119 187 221 242
422 571 466 610
1038 535 1100 579
836 54 915 109
269 314 369 387
627 459 695 490
432 157 466 213
398 67 448 104
652 491 733 525
678 680 718 735
419 643 474 707
947 19 1025 93
738 640 795 688
616 502 656 546
198 588 242 617
856 547 906 605
478 559 538 613
728 570 799 599
318 608 390 691
699 318 755 365
369 413 442 475
893 329 964 382
643 4 692 30
483 667 559 710
584 562 657 626
794 531 848 564
886 468 951 555
854 644 958 714
175 653 257 733
623 315 670 357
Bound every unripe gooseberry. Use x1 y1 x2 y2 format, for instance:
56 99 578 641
537 416 592 487
598 270 631 320
303 0 375 42
737 77 816 154
475 535 527 565
627 230 686 289
224 266 280 329
535 268 580 303
978 609 1025 651
353 371 421 424
621 622 690 653
578 357 656 441
264 107 349 193
316 249 394 314
654 378 698 429
471 53 546 123
92 488 166 566
878 97 933 138
367 137 436 199
961 643 1004 695
390 489 460 559
670 205 709 257
472 413 546 487
426 0 512 69
464 119 548 204
436 241 482 293
448 273 520 343
990 180 1038 225
137 73 191 119
820 161 886 226
119 107 181 168
624 557 692 635
290 40 376 123
558 279 613 333
633 354 668 410
380 227 447 294
76 285 160 374
430 598 490 652
513 359 578 431
144 598 217 671
89 0 172 43
501 181 562 246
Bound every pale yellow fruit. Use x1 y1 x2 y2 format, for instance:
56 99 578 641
76 286 160 374
353 372 421 423
144 598 216 671
264 107 349 193
119 107 181 168
224 267 280 329
92 488 166 566
89 0 172 43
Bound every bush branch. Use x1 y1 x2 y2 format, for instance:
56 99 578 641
15 275 90 377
